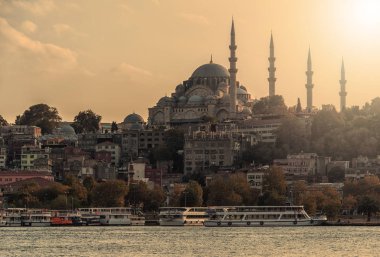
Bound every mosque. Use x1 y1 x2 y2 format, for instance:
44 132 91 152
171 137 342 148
146 19 348 126
148 20 255 126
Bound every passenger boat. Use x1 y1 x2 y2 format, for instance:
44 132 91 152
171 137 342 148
21 209 51 227
78 207 144 226
204 206 327 227
0 209 7 226
3 208 26 226
50 211 83 226
159 207 209 226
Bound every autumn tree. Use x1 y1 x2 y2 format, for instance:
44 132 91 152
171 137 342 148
206 173 258 206
179 180 203 207
259 166 287 205
16 103 62 134
91 180 128 207
72 110 102 133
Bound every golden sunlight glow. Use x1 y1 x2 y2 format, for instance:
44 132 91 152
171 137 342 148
351 0 380 29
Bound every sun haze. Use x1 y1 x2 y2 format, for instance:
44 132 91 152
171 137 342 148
1 0 379 122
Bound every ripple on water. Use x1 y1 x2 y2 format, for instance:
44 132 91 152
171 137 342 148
0 226 379 257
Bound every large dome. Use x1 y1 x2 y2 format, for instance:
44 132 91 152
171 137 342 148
191 63 230 78
124 113 144 124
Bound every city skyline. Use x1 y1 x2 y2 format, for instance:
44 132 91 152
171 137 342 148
1 0 380 122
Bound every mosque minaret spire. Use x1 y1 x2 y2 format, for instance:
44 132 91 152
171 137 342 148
268 32 276 97
229 18 238 118
339 58 347 112
305 48 314 112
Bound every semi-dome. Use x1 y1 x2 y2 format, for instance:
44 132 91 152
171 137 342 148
191 63 230 78
188 95 204 104
124 113 144 124
238 87 248 95
157 96 172 107
178 96 187 104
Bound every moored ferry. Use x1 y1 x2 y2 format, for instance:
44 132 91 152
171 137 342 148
0 209 6 226
3 208 26 226
21 209 51 227
204 206 327 227
51 210 83 226
78 207 144 226
159 207 209 226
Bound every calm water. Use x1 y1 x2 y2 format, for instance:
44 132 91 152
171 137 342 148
0 226 379 257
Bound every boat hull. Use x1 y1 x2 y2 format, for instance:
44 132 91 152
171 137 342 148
204 219 326 227
21 222 51 227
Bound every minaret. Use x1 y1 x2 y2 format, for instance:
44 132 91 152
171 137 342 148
229 18 238 118
268 33 276 97
305 48 314 112
339 59 347 112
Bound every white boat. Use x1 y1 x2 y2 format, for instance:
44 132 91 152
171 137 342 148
204 206 327 227
21 209 51 227
78 207 144 226
159 207 209 226
0 209 7 226
3 208 26 227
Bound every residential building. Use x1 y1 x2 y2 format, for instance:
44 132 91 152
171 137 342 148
95 141 121 166
20 145 51 171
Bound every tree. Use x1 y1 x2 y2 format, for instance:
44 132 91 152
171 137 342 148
0 115 8 126
16 103 62 134
327 166 346 183
179 180 203 207
72 110 102 133
111 121 118 133
296 98 302 113
206 173 258 206
276 116 309 153
64 175 88 204
126 181 149 207
163 128 185 172
91 180 128 207
263 166 287 195
357 195 380 221
83 176 97 192
253 95 288 115
143 186 166 212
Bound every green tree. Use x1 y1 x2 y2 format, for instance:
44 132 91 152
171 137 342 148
276 116 309 153
126 181 149 207
83 176 97 192
357 195 380 221
16 103 62 134
72 110 102 133
143 186 166 212
296 98 302 113
327 166 346 183
111 121 118 133
91 180 128 207
179 180 203 207
163 128 185 172
0 115 8 126
253 95 288 115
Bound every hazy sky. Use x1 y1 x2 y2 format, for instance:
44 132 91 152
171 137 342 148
1 0 380 122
